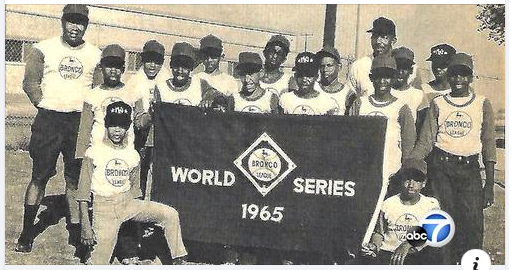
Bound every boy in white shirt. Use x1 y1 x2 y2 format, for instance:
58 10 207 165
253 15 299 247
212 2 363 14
360 159 440 265
77 101 187 265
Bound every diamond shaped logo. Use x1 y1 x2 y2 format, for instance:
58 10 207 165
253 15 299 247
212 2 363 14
234 132 296 196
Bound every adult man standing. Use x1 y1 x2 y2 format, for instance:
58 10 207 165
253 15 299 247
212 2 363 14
16 4 101 252
348 17 420 97
260 35 296 96
194 34 239 97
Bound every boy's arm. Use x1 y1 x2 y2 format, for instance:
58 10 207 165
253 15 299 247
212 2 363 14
348 97 361 116
270 93 279 114
130 164 143 199
77 156 95 246
481 98 496 208
75 102 94 159
398 105 417 160
22 47 44 107
133 98 151 130
409 100 439 160
344 90 357 116
92 65 103 88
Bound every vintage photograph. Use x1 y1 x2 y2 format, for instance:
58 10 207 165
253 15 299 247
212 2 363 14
4 4 505 265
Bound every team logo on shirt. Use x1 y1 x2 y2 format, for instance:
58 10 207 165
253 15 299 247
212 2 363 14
105 158 130 187
173 98 192 106
59 56 83 80
234 132 296 196
391 213 419 242
242 105 263 113
366 111 387 117
293 105 316 115
444 111 472 138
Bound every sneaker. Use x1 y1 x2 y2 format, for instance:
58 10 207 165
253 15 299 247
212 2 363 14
172 256 188 265
121 257 141 265
14 238 33 253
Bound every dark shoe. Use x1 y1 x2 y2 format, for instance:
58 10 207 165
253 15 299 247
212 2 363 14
15 238 33 253
172 256 188 265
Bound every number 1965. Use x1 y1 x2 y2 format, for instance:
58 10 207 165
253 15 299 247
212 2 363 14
241 204 284 222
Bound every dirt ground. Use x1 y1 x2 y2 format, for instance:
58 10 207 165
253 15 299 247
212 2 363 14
4 150 506 265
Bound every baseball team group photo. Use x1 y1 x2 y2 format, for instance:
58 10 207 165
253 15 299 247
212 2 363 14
4 3 505 265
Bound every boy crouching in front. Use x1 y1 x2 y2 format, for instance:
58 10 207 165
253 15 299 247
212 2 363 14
76 101 187 264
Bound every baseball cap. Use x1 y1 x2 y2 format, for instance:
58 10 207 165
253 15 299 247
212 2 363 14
264 35 290 55
104 101 132 129
390 158 427 183
293 52 319 77
371 54 397 72
367 17 396 36
426 44 456 64
170 42 196 69
235 52 263 75
62 4 89 24
448 52 473 73
142 40 165 64
200 34 223 57
315 46 341 63
101 44 125 66
392 47 415 64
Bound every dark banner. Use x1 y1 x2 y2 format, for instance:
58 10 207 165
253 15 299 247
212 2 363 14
151 103 386 257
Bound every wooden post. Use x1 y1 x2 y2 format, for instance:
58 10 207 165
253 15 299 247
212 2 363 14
323 4 337 47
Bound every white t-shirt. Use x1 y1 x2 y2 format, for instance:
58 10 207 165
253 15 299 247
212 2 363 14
422 83 451 103
391 87 425 122
348 55 418 97
85 144 140 197
35 36 101 112
434 93 486 156
380 194 440 252
233 90 275 114
156 77 203 106
195 69 239 97
84 85 141 147
127 67 170 112
320 84 356 116
260 70 293 97
358 96 409 179
279 90 337 115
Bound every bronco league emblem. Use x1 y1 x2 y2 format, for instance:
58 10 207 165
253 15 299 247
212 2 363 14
59 56 83 80
105 158 130 187
234 132 296 196
444 111 472 138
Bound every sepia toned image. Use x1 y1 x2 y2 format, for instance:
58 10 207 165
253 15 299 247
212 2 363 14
4 4 505 265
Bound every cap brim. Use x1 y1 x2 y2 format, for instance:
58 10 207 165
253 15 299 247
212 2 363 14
235 63 262 75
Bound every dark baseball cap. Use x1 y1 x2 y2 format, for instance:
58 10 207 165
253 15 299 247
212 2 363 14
390 158 427 182
426 44 456 64
392 47 414 63
293 52 319 77
142 40 165 64
143 40 165 57
101 44 125 66
171 42 196 69
448 52 473 73
367 17 396 36
105 101 132 129
315 46 341 63
371 54 397 71
265 35 290 55
200 34 223 57
62 4 89 24
235 52 263 75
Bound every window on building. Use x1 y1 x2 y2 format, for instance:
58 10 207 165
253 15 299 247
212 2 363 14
127 51 143 72
5 39 36 63
227 60 238 78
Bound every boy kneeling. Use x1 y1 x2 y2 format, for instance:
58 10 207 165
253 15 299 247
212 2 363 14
76 101 187 264
361 159 440 265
